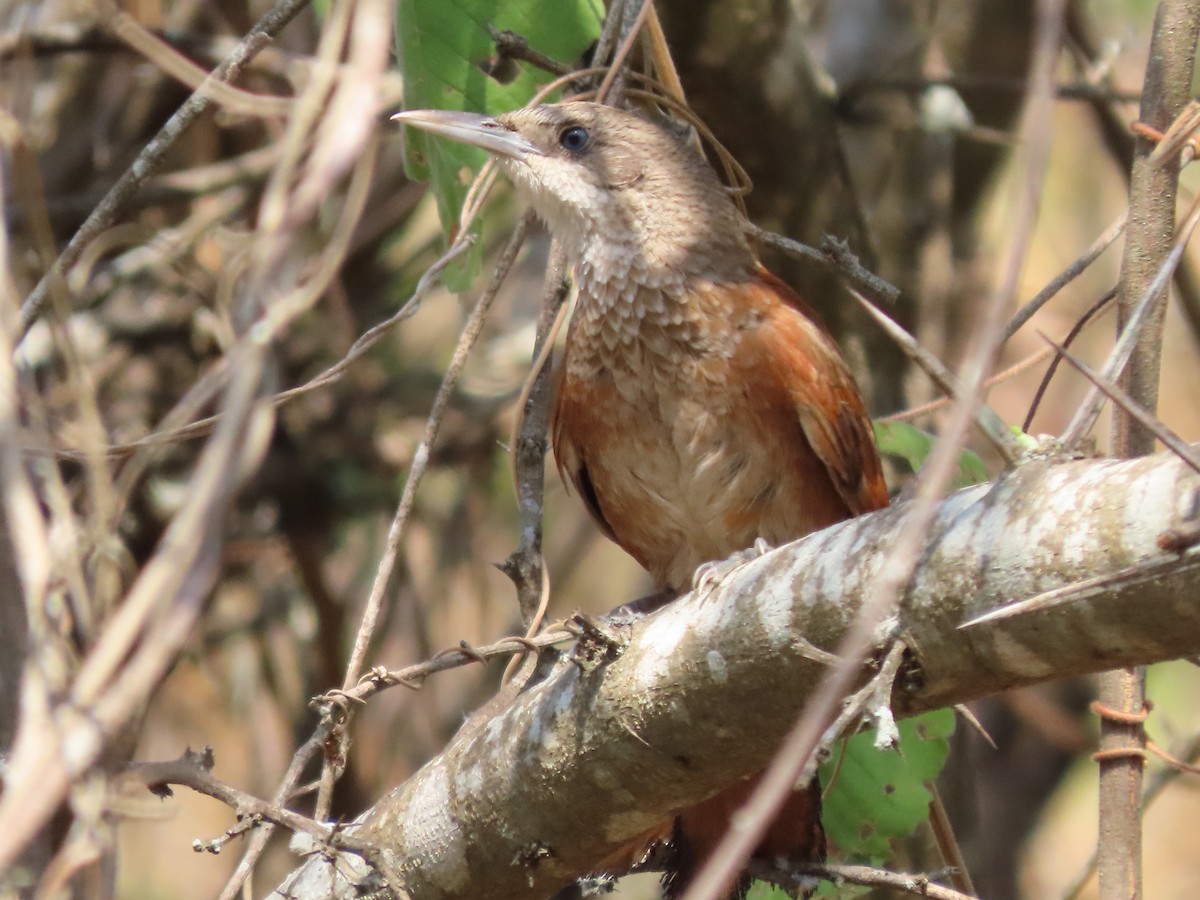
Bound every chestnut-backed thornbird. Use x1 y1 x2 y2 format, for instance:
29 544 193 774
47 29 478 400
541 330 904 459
394 101 888 898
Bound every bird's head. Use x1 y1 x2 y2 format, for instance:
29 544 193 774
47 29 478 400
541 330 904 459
393 101 752 284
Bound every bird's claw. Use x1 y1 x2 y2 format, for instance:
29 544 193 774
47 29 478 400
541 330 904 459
605 589 675 627
690 539 774 596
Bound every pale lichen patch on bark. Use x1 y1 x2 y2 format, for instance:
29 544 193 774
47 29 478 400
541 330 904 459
1117 456 1183 557
483 714 507 745
588 763 637 806
1037 478 1101 570
744 565 799 648
527 678 579 762
631 601 693 686
802 526 856 621
455 753 488 800
706 649 728 683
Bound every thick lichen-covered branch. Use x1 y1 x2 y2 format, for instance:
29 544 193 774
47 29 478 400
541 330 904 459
272 450 1200 900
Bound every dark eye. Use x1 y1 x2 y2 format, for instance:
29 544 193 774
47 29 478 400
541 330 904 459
558 126 590 152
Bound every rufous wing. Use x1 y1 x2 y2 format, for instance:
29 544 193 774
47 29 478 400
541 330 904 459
742 268 889 517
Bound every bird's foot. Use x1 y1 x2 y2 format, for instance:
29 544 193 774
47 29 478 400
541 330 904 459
691 538 774 597
605 589 676 627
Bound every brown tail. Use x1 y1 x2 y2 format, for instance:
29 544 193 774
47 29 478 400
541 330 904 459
661 775 825 900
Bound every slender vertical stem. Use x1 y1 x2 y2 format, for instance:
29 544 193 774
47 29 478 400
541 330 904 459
1098 4 1200 899
500 242 570 634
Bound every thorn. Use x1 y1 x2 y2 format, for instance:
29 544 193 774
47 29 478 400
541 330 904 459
850 290 1022 464
1061 189 1200 447
953 704 997 750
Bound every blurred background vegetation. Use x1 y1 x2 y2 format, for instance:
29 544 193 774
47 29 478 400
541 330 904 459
2 0 1199 898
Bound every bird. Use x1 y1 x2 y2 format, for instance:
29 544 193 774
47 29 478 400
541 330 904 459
393 100 889 898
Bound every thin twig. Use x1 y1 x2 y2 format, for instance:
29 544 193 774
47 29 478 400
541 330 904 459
315 214 532 820
217 730 332 900
320 625 575 709
498 243 571 634
748 224 902 306
960 552 1200 630
589 0 628 79
1004 211 1126 340
124 748 351 851
1146 98 1200 166
105 5 292 117
642 2 687 104
883 343 1056 424
132 747 404 891
762 861 977 900
595 0 650 103
1022 287 1116 431
851 290 1021 463
927 783 976 896
1041 335 1200 475
487 26 573 77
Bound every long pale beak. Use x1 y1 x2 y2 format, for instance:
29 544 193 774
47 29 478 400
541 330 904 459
391 109 541 161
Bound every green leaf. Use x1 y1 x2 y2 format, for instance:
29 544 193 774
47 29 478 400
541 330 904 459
395 0 603 287
873 420 988 488
819 709 955 864
749 881 869 899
